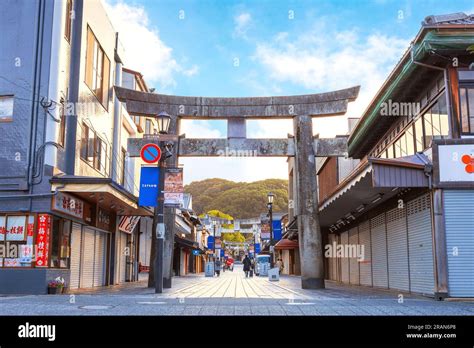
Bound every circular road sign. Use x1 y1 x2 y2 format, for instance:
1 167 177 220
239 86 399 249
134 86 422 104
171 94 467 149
140 143 162 164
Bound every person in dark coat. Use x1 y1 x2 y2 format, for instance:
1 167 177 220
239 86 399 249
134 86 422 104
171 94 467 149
243 255 252 277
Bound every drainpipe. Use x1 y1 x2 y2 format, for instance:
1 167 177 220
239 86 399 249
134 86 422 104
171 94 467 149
44 0 66 168
64 0 84 175
111 33 123 182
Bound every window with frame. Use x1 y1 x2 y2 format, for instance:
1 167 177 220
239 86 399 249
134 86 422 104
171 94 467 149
85 27 110 108
50 218 71 268
64 0 73 43
80 123 108 175
460 87 474 134
58 98 66 147
0 215 35 268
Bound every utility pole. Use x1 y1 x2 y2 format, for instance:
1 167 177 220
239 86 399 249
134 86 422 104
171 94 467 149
154 139 165 294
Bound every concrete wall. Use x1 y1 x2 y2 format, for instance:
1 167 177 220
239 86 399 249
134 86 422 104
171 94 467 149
0 268 70 295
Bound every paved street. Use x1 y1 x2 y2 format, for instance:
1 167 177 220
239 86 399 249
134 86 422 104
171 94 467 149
1 265 473 316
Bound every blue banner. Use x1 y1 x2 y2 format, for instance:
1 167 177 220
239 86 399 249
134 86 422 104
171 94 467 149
272 220 282 241
255 243 261 253
207 236 214 250
138 167 159 207
220 249 224 257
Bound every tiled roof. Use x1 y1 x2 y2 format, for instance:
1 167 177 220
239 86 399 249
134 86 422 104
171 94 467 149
423 12 474 26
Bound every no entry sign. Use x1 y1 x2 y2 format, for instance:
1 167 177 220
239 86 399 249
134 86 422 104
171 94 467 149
140 143 161 164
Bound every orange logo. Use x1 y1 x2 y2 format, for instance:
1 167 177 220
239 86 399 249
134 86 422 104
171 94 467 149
461 154 474 174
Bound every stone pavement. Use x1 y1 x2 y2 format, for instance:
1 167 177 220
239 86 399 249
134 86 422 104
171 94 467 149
1 265 473 316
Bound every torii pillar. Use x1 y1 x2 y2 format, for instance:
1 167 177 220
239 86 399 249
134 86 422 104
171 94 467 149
294 115 324 288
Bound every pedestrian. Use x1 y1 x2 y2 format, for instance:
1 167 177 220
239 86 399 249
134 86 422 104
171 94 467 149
215 258 222 277
276 258 284 274
243 255 252 278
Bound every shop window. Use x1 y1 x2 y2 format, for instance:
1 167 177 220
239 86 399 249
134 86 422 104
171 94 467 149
0 95 14 122
50 218 71 268
460 87 474 134
0 215 35 268
405 125 415 155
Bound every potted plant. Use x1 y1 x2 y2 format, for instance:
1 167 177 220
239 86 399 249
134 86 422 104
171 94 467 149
47 277 65 294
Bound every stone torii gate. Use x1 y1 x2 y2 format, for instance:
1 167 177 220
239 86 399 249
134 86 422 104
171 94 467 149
116 85 359 289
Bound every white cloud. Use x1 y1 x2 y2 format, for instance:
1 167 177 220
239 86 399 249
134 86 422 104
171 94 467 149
103 0 197 90
233 12 252 39
252 27 410 137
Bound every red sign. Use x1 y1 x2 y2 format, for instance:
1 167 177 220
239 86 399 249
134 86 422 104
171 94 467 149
140 143 161 164
35 214 51 267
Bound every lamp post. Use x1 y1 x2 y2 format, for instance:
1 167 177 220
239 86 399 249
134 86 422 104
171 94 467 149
153 111 172 294
267 192 274 268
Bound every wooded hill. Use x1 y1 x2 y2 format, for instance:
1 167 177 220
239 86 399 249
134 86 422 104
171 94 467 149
185 178 288 219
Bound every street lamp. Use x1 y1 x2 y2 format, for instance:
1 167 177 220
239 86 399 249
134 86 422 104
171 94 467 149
157 111 171 134
267 192 274 267
153 111 172 294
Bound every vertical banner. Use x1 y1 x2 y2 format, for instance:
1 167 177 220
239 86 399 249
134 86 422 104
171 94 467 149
272 220 282 241
138 167 159 207
164 168 184 207
35 214 51 267
260 218 271 240
255 243 261 253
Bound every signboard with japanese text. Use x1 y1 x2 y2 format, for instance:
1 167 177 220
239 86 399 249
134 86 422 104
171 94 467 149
0 216 5 241
20 244 33 263
35 214 51 267
96 207 112 231
52 192 84 219
6 215 26 241
164 168 184 207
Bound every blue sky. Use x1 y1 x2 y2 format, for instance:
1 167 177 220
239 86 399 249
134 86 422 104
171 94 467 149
105 0 474 183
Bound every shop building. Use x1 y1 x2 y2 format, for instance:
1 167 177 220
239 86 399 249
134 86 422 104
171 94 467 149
317 13 474 299
0 0 158 294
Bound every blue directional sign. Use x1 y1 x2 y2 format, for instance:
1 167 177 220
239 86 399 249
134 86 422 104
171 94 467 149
272 220 282 241
255 243 261 253
220 249 225 257
207 236 214 250
138 167 159 207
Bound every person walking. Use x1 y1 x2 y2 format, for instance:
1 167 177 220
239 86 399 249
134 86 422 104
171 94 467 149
276 258 284 275
215 258 222 277
243 255 251 278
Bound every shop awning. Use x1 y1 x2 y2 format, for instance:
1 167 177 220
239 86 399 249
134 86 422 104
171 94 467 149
50 176 153 216
319 154 431 228
174 235 199 250
275 239 299 250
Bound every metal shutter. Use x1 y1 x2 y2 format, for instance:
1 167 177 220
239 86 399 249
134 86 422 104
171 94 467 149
444 190 474 297
80 228 95 288
340 231 349 283
93 232 106 287
407 194 434 295
327 234 337 281
386 206 409 291
349 227 359 285
371 213 388 288
358 221 372 286
69 223 82 289
120 232 127 283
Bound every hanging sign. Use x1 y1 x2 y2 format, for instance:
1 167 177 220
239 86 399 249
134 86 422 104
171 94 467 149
140 143 161 164
164 168 184 207
118 216 140 234
35 214 51 267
